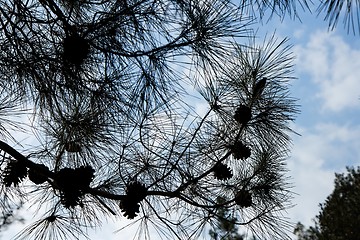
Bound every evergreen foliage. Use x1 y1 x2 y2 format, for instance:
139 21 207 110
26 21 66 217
294 167 360 240
3 0 357 238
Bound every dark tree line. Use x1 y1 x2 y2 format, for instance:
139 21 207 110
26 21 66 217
0 0 357 239
294 166 360 240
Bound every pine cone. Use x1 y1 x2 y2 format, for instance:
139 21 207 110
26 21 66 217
120 197 140 219
55 166 95 208
63 34 90 66
55 168 76 190
126 181 147 202
28 163 49 184
252 77 267 99
75 165 95 189
235 190 252 208
234 104 252 124
231 141 251 160
119 181 147 219
213 163 233 180
3 161 28 187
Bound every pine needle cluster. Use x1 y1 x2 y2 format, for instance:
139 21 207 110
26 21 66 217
0 0 300 239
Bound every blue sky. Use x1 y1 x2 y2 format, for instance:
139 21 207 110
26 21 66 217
2 5 360 240
267 7 360 235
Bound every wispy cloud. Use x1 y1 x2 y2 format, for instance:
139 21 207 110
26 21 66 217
295 30 360 112
288 121 360 230
288 30 360 231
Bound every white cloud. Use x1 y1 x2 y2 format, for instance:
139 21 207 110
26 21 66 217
288 121 360 232
315 122 360 143
295 30 360 112
288 130 334 228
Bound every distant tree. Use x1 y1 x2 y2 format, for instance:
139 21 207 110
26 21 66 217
293 222 320 240
294 167 360 240
209 197 245 240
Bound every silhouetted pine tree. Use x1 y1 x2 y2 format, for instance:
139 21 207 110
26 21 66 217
294 167 360 240
0 0 305 239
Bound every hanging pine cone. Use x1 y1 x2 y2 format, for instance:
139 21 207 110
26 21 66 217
252 77 267 99
55 167 76 190
234 104 252 124
55 165 95 208
28 163 49 185
60 188 83 208
55 168 80 208
63 34 90 66
231 141 251 160
213 163 233 180
3 160 28 187
126 181 147 202
119 181 147 219
119 197 140 219
75 165 95 190
235 189 252 208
